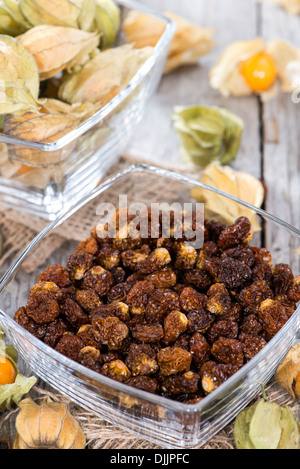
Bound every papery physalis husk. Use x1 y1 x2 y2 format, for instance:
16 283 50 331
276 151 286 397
18 25 100 80
271 0 300 14
0 35 39 114
13 396 86 449
266 39 300 93
0 0 28 36
58 44 153 105
234 391 300 449
3 109 80 164
276 344 300 399
19 0 81 28
210 37 300 100
94 0 121 49
123 10 214 74
190 162 265 232
172 105 244 167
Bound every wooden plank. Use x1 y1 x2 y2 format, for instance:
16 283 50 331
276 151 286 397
260 0 300 270
127 0 262 178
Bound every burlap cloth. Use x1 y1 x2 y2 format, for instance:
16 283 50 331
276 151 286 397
0 154 298 449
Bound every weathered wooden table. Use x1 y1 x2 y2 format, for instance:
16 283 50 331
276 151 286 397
129 0 300 236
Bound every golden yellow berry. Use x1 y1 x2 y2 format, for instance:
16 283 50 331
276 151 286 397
0 356 16 385
241 52 277 92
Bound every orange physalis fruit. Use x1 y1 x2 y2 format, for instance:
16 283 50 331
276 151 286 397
0 356 16 385
240 51 277 92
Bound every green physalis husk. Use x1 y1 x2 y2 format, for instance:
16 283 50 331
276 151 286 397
172 105 244 167
234 386 300 449
0 328 37 412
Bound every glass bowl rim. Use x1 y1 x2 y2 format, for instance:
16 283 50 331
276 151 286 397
0 0 176 152
0 163 299 414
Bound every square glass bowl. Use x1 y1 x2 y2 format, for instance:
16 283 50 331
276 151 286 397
0 0 175 220
0 164 300 449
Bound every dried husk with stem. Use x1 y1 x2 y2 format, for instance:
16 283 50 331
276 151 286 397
0 35 39 114
13 396 86 449
233 385 300 449
276 343 300 399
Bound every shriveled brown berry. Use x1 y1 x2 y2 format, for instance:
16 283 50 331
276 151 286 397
61 297 89 329
157 347 192 376
189 333 210 369
222 244 255 267
76 237 99 255
44 318 68 348
121 248 149 271
161 371 200 395
252 262 272 284
251 247 272 266
67 252 93 281
187 310 215 334
272 263 294 295
93 316 129 350
257 299 289 340
146 268 177 289
75 289 102 313
137 248 172 274
126 280 155 316
218 217 252 250
82 266 114 297
14 306 46 339
200 360 238 394
38 264 70 288
125 343 158 376
220 303 242 323
174 242 197 271
91 302 130 322
131 323 164 344
101 359 131 382
239 333 267 361
97 245 121 270
238 280 274 311
288 276 300 303
55 332 85 363
211 337 244 368
125 376 158 394
145 288 180 323
240 314 262 335
77 324 101 349
179 286 207 313
163 311 188 345
107 282 132 303
79 346 101 372
26 290 60 324
206 320 239 343
182 269 212 292
110 267 126 285
30 281 61 298
218 257 252 291
206 284 231 316
205 220 226 243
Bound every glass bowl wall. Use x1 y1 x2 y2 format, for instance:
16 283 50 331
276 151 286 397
0 164 299 449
